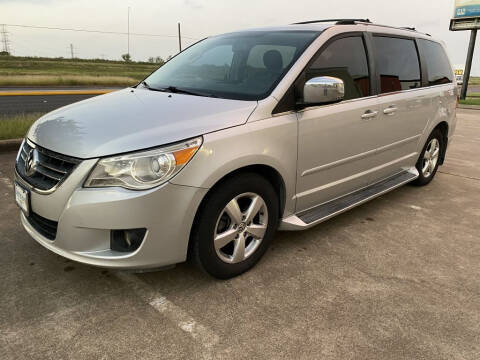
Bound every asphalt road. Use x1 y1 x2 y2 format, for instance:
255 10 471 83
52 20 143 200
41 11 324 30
0 85 479 116
466 84 480 93
0 109 479 359
0 87 122 91
0 94 106 115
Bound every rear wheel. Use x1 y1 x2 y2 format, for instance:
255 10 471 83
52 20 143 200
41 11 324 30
191 173 279 279
412 129 443 186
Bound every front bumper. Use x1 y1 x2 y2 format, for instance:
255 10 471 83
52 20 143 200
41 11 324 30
17 167 207 269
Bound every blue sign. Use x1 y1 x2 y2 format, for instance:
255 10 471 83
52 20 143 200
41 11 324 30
454 1 480 18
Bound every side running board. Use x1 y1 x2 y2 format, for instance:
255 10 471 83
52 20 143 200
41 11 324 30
280 168 419 231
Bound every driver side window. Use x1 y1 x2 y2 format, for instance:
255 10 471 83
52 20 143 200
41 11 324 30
304 36 370 101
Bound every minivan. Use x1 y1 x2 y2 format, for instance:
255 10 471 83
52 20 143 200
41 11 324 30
15 19 457 279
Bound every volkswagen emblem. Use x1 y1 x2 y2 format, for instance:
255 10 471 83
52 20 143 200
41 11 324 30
25 148 40 176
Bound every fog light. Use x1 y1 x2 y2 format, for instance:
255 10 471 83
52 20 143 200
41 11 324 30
110 228 146 252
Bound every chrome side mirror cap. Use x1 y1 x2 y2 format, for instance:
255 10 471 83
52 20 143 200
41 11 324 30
303 76 345 105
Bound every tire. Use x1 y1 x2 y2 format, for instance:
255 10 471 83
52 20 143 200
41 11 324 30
412 129 444 186
191 173 279 279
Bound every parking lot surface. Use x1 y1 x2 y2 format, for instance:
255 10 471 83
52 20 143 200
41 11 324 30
0 109 479 360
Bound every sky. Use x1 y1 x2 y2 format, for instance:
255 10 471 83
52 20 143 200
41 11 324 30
0 0 478 75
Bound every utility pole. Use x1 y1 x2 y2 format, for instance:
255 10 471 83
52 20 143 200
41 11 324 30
70 43 74 59
178 22 182 53
1 24 11 54
127 7 130 56
460 29 477 100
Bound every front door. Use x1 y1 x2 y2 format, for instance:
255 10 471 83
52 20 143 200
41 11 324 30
295 35 381 212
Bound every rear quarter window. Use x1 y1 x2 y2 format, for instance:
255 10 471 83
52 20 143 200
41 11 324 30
417 39 453 86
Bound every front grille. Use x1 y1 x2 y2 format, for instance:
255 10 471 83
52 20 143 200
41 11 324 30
16 140 81 191
26 212 58 240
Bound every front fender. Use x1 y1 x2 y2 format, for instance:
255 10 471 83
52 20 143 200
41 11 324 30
171 114 298 217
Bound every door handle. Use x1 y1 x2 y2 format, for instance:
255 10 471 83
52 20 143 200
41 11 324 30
383 106 398 115
361 110 378 120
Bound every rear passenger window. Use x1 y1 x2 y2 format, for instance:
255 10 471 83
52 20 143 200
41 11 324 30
305 37 370 100
373 36 421 93
418 39 453 86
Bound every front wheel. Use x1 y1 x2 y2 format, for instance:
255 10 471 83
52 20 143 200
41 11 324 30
412 129 444 186
191 173 279 279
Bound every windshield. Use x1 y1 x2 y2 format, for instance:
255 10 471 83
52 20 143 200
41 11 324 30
143 30 321 101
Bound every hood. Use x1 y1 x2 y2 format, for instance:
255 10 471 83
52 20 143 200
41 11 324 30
27 88 257 158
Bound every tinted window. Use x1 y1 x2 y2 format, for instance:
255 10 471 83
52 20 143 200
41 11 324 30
246 45 296 69
418 39 453 86
305 37 370 100
145 31 320 101
373 36 421 93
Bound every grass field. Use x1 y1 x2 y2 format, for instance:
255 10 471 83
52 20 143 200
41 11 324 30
460 98 480 106
459 92 480 106
469 77 480 85
0 113 44 140
0 56 159 87
0 55 479 88
0 75 141 87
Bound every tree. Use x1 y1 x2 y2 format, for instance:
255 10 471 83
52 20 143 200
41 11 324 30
0 51 10 56
121 53 131 62
148 56 165 65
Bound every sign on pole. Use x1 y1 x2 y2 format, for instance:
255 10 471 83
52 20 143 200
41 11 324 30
450 1 479 100
450 0 480 30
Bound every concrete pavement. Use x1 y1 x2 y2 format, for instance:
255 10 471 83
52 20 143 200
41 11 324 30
0 109 479 359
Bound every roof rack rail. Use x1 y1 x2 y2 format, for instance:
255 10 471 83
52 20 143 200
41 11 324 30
293 19 371 25
371 23 432 36
291 19 432 36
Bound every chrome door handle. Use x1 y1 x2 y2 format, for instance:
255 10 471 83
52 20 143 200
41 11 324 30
361 110 378 120
383 106 398 115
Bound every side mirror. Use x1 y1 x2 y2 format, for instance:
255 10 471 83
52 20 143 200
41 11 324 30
303 76 345 105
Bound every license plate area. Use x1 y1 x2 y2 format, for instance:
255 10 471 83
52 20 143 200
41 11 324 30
15 182 30 216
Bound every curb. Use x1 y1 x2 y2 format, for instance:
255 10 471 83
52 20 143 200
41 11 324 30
0 138 22 153
458 105 480 110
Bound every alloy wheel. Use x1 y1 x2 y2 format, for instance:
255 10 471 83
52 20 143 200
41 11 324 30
214 192 268 264
422 138 440 178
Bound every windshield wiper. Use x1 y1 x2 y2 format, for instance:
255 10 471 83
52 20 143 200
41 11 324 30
140 83 219 98
141 81 173 93
158 86 219 98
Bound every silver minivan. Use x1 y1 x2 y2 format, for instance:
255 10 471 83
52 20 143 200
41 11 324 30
15 19 457 278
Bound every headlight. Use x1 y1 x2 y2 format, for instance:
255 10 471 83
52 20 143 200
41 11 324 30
84 137 202 190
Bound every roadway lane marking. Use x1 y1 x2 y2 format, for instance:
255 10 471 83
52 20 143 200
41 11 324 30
0 90 115 96
116 272 219 352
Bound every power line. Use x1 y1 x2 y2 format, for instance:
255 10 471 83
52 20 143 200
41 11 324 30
1 23 200 40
